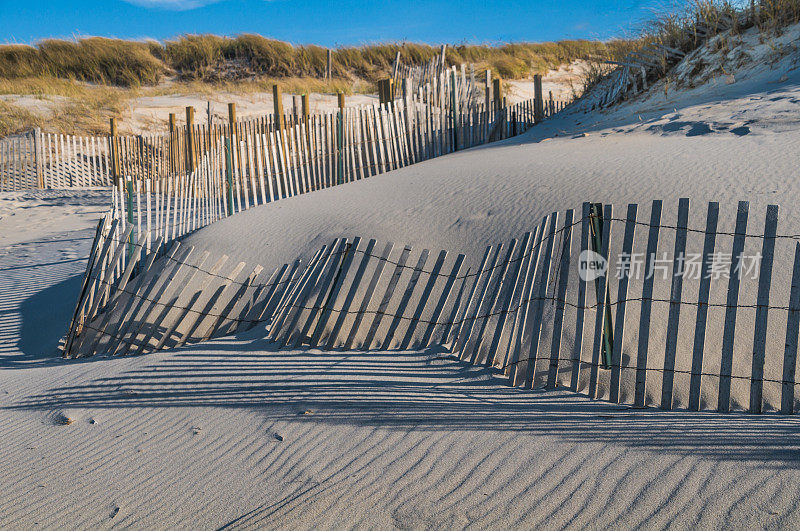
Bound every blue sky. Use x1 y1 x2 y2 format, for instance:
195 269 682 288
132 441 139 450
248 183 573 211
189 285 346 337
0 0 685 46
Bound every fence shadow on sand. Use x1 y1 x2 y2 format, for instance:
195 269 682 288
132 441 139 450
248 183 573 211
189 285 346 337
13 334 800 466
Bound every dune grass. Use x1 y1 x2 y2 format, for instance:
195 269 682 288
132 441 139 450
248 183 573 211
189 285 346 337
0 35 628 89
0 82 128 136
579 0 800 97
0 38 164 87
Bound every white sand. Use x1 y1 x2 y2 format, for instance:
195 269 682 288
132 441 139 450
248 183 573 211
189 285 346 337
2 23 800 528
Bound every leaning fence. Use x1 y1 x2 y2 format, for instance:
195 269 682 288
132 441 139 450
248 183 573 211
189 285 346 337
65 198 800 415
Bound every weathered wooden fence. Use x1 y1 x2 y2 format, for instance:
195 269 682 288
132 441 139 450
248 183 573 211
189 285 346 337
64 214 302 358
0 129 42 191
65 231 468 359
106 93 567 247
2 66 569 192
65 198 800 414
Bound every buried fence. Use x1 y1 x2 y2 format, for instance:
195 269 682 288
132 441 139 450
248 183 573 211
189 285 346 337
64 198 800 414
106 93 565 247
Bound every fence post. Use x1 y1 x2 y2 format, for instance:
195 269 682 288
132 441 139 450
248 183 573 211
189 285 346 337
589 202 614 369
378 79 394 106
227 102 239 183
168 113 177 175
224 137 234 216
111 118 134 258
378 80 386 105
326 49 332 80
185 106 195 173
109 117 120 187
33 128 44 189
273 84 285 131
302 93 311 158
450 68 458 151
492 77 502 111
337 92 345 185
485 69 492 116
391 50 401 94
534 74 544 123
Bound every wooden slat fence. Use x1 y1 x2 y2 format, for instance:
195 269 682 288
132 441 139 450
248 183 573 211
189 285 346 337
67 199 800 413
64 199 800 416
107 92 568 247
2 78 570 191
0 129 41 191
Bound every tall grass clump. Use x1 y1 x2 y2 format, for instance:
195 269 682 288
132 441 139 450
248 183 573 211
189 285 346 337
642 0 800 57
0 38 164 87
580 0 800 98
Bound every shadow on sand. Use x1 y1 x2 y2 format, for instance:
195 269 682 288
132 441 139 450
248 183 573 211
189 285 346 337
10 331 800 466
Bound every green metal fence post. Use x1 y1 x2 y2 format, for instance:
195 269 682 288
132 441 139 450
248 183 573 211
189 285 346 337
336 109 344 185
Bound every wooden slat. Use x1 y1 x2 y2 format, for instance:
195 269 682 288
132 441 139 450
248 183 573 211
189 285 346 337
326 239 378 349
509 224 545 385
343 241 394 350
469 240 517 366
718 201 749 413
203 264 264 340
571 203 591 391
661 197 689 410
588 205 612 399
86 232 153 355
455 245 502 360
155 254 229 350
273 244 334 345
688 201 719 410
546 210 574 388
247 261 298 331
497 232 535 371
609 203 638 403
781 243 800 414
447 246 492 348
293 239 349 347
633 200 663 407
362 245 412 350
310 238 362 347
114 242 188 356
487 233 532 368
524 212 558 389
64 217 107 356
421 254 465 348
83 224 134 323
131 248 207 356
177 260 248 347
399 249 447 350
749 204 778 413
381 248 430 349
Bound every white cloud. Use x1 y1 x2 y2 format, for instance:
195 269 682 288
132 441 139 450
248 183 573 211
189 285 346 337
122 0 221 10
